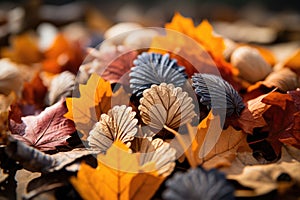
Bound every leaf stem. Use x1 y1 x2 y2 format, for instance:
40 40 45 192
163 125 197 168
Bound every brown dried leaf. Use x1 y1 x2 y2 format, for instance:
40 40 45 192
172 112 248 169
227 161 300 197
237 92 271 134
194 112 248 169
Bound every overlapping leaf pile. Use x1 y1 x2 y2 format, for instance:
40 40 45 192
0 12 300 200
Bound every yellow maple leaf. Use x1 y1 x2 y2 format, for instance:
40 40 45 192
65 74 112 138
71 141 165 200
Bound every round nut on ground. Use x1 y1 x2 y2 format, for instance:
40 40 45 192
231 46 272 83
104 22 143 45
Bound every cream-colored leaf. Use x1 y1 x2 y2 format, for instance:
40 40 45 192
0 59 23 97
88 105 138 152
46 71 75 105
139 83 196 130
264 68 300 92
138 138 176 177
227 161 300 197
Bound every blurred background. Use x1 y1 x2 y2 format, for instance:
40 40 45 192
0 0 299 46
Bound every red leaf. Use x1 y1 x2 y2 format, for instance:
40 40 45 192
9 100 76 151
261 90 300 155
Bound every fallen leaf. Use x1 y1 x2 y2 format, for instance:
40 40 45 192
22 72 48 106
282 49 300 76
173 112 248 169
71 141 174 200
87 105 138 152
46 71 75 105
65 73 112 138
260 91 300 155
192 73 244 117
129 52 188 96
82 46 138 85
139 83 196 131
0 59 24 97
42 34 83 74
163 167 235 200
5 136 100 173
1 33 43 65
196 113 248 169
149 13 239 90
237 92 271 134
0 92 15 144
227 161 300 198
10 100 76 151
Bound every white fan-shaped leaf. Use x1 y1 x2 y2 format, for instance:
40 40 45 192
139 83 196 130
46 71 75 105
139 138 176 177
88 105 138 152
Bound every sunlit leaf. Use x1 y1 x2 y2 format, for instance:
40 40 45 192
149 13 239 89
64 74 112 138
71 141 175 200
1 33 42 65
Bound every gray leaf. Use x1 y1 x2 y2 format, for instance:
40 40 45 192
192 73 244 117
163 167 235 200
130 52 187 96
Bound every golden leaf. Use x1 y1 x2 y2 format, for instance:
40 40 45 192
172 111 247 169
65 74 112 138
42 34 83 74
1 33 42 65
282 49 300 76
71 141 174 200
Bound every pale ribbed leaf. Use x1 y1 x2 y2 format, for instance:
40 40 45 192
130 52 187 96
139 83 196 130
88 105 138 152
46 71 75 105
138 138 176 177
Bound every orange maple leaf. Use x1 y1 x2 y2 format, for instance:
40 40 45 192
171 111 248 169
65 74 112 138
22 72 48 106
1 33 43 65
42 34 83 74
282 49 300 76
70 141 164 200
149 13 239 89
